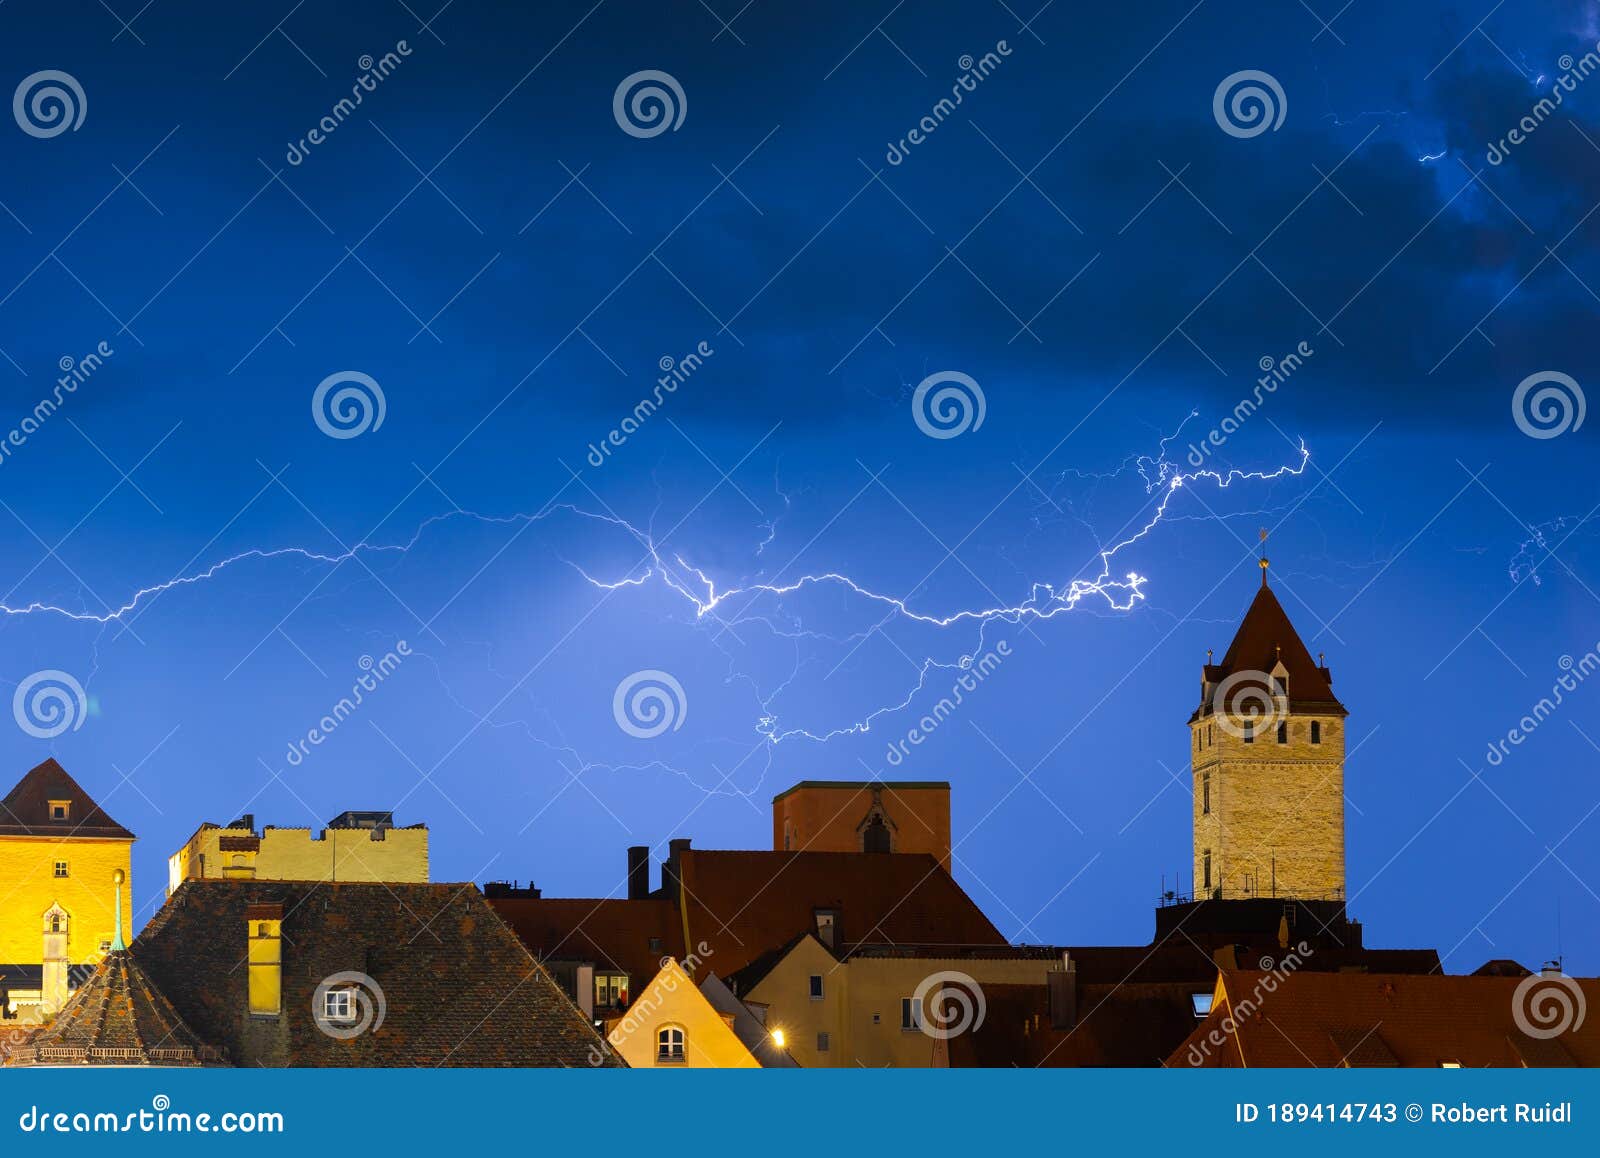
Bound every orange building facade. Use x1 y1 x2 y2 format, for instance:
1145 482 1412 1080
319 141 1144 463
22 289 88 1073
772 781 950 869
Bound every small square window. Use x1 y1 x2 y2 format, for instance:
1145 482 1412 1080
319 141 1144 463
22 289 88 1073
872 1013 881 1025
53 860 69 878
323 989 355 1021
647 937 662 953
808 974 823 1000
49 801 70 821
1191 993 1213 1017
97 940 111 954
816 1031 830 1052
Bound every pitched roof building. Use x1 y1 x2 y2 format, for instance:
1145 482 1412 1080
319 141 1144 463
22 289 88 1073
1173 968 1600 1067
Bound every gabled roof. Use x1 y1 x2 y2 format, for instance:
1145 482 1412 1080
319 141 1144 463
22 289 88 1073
133 881 618 1067
0 759 134 839
1193 583 1345 721
1172 970 1600 1067
488 896 684 984
6 951 226 1067
677 848 1007 976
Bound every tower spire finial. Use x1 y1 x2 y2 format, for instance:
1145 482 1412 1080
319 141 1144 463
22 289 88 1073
1259 527 1270 586
111 868 126 952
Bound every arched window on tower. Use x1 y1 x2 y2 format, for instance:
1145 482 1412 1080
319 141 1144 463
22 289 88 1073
862 814 891 854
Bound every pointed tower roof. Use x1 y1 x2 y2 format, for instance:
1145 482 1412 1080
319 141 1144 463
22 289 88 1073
1193 583 1346 720
4 950 227 1067
0 758 134 839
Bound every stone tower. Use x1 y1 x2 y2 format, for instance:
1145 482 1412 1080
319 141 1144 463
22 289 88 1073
1188 560 1347 902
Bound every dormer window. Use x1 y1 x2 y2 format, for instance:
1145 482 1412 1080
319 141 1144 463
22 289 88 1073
48 800 70 822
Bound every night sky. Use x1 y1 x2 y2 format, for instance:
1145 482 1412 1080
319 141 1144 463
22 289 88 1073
0 1 1597 974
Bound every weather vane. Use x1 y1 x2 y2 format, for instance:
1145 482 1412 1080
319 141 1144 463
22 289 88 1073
1259 527 1270 584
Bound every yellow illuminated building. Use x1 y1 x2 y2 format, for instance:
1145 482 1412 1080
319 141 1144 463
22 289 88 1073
167 810 428 892
604 958 762 1068
0 760 134 1018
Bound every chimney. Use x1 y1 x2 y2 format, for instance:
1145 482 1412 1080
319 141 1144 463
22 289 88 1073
627 846 650 899
662 838 691 900
1047 953 1077 1030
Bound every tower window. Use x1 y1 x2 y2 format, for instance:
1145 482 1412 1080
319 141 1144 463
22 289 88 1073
1277 722 1288 744
1203 850 1212 891
1272 676 1286 694
1201 770 1210 815
1243 721 1255 744
1311 721 1322 744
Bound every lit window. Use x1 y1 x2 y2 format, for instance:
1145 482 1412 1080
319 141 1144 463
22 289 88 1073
1311 721 1321 744
816 1031 830 1052
1191 993 1213 1017
594 973 629 1009
53 860 69 878
900 997 922 1031
656 1026 685 1063
1439 1060 1462 1068
808 974 823 1000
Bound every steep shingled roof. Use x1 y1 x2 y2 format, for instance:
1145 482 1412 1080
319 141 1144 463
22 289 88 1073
1192 583 1345 722
0 758 135 839
134 881 619 1067
6 952 226 1067
489 896 684 985
1173 970 1600 1067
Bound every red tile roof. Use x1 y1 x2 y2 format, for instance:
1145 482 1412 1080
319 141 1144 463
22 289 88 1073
677 848 1007 976
489 897 683 984
0 758 134 839
1194 584 1345 721
1172 970 1600 1067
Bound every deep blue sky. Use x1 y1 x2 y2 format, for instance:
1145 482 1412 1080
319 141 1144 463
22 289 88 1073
1 1 1597 974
